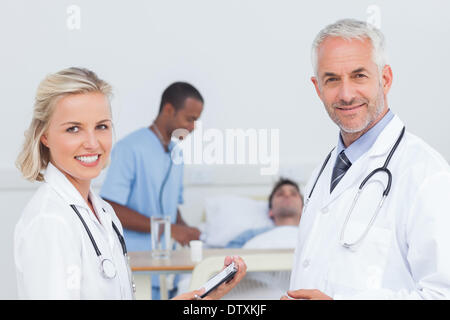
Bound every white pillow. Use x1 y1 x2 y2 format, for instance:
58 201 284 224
200 195 274 247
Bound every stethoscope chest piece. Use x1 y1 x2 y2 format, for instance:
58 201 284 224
101 258 117 279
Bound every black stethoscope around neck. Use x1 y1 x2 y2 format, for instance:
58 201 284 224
304 126 405 249
70 204 136 297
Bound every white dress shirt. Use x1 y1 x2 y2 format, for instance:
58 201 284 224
14 163 134 299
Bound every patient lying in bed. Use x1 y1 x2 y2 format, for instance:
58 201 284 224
226 177 302 249
178 178 303 299
219 178 302 299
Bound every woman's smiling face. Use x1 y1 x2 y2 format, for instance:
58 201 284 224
41 91 112 188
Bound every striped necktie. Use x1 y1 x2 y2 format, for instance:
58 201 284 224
330 150 352 193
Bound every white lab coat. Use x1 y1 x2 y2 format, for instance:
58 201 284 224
290 115 450 299
14 163 134 299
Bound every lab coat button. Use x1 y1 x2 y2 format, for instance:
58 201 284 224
321 207 329 214
302 259 310 268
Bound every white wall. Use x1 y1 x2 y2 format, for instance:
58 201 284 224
1 0 449 299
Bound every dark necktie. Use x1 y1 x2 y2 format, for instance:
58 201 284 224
330 150 352 193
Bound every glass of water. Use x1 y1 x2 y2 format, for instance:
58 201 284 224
150 216 171 259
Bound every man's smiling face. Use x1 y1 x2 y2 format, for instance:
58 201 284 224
312 36 388 136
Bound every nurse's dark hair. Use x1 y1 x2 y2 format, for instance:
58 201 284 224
16 67 112 182
268 178 303 209
158 82 203 114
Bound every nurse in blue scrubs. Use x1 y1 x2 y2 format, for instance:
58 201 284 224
100 82 204 299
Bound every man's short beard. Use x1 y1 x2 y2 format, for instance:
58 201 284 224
328 85 385 134
272 206 300 219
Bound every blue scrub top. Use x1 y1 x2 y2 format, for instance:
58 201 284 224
100 127 184 252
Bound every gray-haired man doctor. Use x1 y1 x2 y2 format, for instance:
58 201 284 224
283 19 450 300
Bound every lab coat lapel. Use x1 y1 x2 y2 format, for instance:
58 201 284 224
306 148 336 212
44 163 88 209
45 163 116 253
90 192 116 252
323 116 405 208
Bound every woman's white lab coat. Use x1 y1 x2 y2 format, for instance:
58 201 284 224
290 115 450 299
14 163 134 299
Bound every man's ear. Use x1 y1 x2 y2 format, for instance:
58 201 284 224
268 209 274 219
381 64 393 95
311 76 323 100
162 103 176 117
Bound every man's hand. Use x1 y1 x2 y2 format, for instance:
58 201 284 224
171 224 201 246
281 289 333 300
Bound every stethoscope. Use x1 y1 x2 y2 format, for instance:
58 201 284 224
159 156 173 215
304 126 405 249
70 204 136 298
152 122 174 215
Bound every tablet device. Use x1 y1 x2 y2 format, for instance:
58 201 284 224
200 262 238 298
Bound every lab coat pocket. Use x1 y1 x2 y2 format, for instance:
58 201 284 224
328 221 392 292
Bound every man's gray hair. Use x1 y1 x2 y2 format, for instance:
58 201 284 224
311 19 387 77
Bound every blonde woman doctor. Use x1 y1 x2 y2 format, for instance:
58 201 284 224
14 68 246 299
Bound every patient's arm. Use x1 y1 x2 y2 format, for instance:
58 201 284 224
225 226 273 248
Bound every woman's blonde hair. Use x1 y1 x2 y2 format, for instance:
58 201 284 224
16 67 113 182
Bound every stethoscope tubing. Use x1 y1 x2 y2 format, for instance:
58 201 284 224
70 205 127 261
306 126 405 204
70 202 136 297
70 204 102 256
304 126 405 248
159 157 173 215
358 127 405 196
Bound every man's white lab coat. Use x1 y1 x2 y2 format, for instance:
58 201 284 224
290 115 450 299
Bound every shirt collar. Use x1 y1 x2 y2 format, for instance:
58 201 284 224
89 189 108 216
337 109 395 164
44 162 91 209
